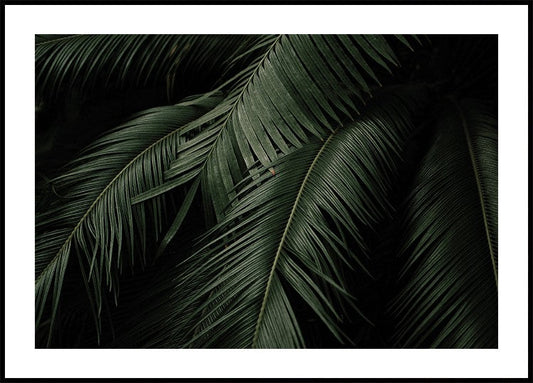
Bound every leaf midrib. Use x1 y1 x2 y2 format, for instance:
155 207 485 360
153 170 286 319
193 35 282 168
452 99 498 288
251 129 338 348
36 117 193 284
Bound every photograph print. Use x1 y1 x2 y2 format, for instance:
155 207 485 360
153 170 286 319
35 34 498 349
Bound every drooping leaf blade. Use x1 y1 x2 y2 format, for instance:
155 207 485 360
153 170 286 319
389 99 498 348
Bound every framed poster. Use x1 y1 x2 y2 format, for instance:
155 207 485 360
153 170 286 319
3 1 530 381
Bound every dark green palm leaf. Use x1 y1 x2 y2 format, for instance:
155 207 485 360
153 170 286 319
35 94 221 345
389 98 497 348
35 34 263 101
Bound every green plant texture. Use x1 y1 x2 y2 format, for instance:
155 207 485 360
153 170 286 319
35 34 497 348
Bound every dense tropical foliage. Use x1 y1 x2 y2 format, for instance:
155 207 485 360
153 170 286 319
36 34 497 348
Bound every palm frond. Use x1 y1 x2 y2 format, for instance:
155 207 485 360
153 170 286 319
35 94 221 345
388 99 498 348
145 88 428 348
140 35 417 223
35 34 264 101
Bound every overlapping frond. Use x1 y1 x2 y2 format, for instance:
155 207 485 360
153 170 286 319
149 89 428 348
142 35 417 223
389 99 498 348
35 95 221 344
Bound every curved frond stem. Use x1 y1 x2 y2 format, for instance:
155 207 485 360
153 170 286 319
190 35 282 177
35 98 223 345
452 98 498 287
251 128 338 348
35 114 196 286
